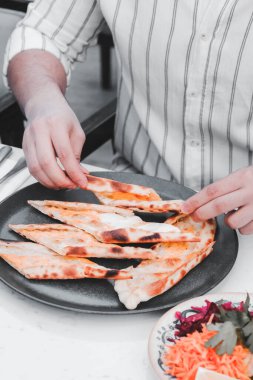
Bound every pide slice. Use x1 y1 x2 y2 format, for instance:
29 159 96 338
114 216 216 309
94 196 186 214
0 240 132 280
28 200 199 244
10 223 164 260
85 175 161 201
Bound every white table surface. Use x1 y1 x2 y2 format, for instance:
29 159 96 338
0 144 252 380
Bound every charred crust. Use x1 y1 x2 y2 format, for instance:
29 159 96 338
105 269 121 278
139 233 161 242
180 269 186 277
88 176 131 193
101 229 129 243
111 247 123 254
63 267 78 277
66 247 87 257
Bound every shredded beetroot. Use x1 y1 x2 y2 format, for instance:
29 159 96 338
173 301 219 339
221 301 253 317
169 299 253 342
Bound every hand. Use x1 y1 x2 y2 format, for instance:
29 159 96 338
23 96 88 189
182 166 253 234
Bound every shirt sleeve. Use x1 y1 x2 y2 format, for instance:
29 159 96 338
3 0 105 87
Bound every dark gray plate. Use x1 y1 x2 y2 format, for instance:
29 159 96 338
0 172 238 314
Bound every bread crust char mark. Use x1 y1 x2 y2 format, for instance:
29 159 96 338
94 196 185 214
0 240 132 280
98 228 200 244
9 223 163 260
86 175 161 201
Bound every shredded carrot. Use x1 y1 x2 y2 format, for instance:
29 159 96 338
163 324 251 380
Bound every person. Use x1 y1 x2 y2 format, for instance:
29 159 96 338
3 0 253 234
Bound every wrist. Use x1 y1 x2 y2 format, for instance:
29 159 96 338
25 83 67 121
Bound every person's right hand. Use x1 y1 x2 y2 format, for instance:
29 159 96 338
23 95 88 189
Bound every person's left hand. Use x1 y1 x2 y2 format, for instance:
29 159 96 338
182 166 253 235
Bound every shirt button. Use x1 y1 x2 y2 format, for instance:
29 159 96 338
201 33 207 40
189 91 196 97
190 140 200 147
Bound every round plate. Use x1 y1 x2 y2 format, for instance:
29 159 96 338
148 292 253 379
0 172 238 314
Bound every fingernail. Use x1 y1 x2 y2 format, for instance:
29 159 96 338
78 180 87 188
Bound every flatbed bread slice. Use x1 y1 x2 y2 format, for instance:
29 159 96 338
114 216 216 309
27 200 134 216
85 175 186 214
0 240 132 280
114 244 213 309
86 175 161 201
94 197 186 214
96 227 199 244
28 200 200 244
10 223 164 260
152 216 216 260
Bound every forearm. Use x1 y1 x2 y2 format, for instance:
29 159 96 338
7 49 67 120
7 49 88 189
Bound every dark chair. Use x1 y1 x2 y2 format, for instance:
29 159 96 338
0 4 27 147
0 0 116 159
97 26 114 90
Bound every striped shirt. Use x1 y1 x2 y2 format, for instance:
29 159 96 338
3 0 253 190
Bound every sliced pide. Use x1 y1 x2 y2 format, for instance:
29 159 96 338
10 223 164 260
28 200 199 244
114 216 216 309
0 240 132 280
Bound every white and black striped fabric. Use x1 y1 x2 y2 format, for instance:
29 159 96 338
4 0 253 190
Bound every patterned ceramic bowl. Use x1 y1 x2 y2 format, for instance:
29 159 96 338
148 292 253 380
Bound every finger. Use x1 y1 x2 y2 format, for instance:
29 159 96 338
33 130 76 189
69 125 86 163
23 131 59 188
190 188 250 221
225 204 253 230
52 130 87 188
182 171 242 213
69 126 89 175
239 220 253 235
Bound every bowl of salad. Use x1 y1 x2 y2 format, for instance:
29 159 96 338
148 293 253 380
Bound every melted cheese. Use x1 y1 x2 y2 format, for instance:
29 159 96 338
138 223 179 233
99 213 142 229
